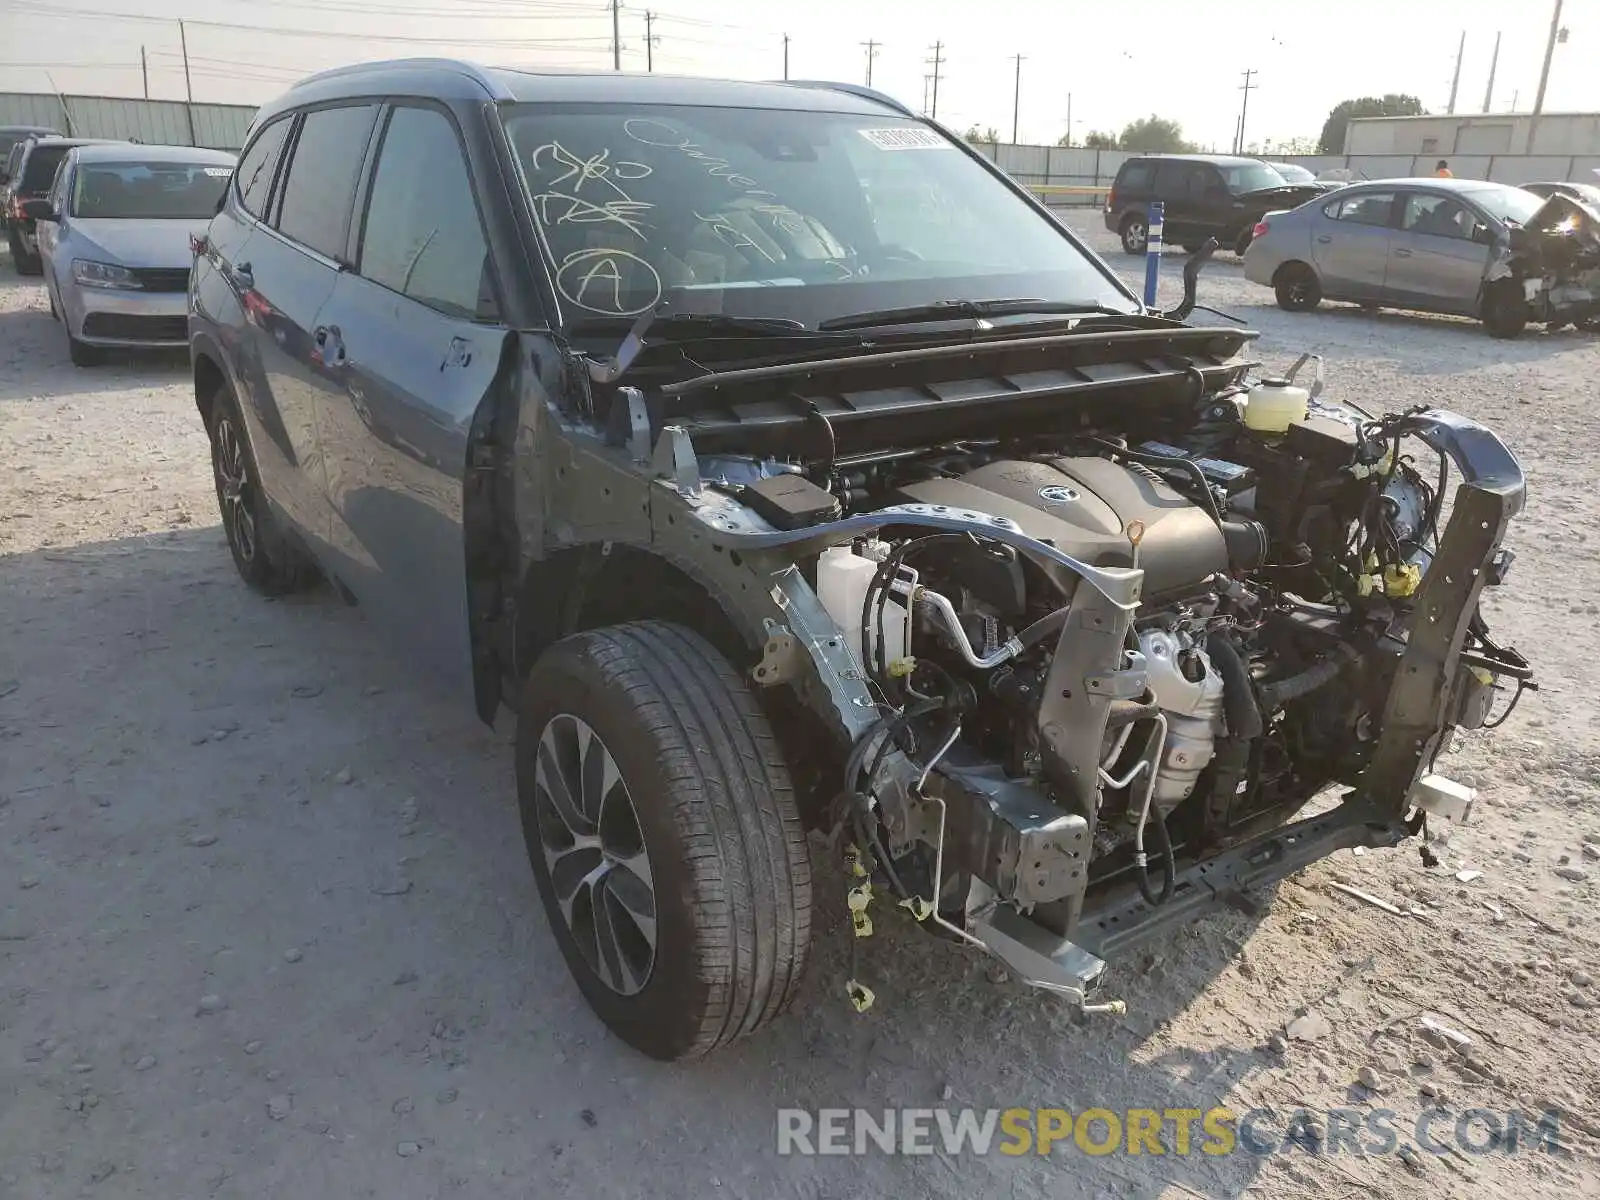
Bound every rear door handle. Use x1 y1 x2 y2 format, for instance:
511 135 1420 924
229 260 254 289
441 336 473 371
1393 248 1413 258
314 323 347 368
1315 234 1332 243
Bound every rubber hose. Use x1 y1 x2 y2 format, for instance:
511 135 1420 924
1207 633 1263 739
1106 697 1161 729
1136 805 1177 906
1257 642 1360 712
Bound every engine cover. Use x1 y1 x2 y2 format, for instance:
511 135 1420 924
899 457 1228 599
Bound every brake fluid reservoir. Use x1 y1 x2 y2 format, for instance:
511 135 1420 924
1243 377 1310 433
817 546 906 667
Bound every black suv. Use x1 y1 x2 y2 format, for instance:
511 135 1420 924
5 136 114 273
190 59 1529 1061
1103 153 1323 256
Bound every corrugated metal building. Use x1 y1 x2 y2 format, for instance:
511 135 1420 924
0 93 257 149
1345 112 1600 157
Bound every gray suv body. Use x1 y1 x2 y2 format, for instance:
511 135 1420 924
190 59 1533 1060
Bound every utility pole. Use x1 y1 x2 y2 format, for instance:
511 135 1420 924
611 0 621 71
1234 68 1255 153
140 45 148 99
1064 91 1072 147
1482 31 1501 113
1010 54 1024 144
861 39 879 87
1528 0 1564 151
782 33 789 81
645 12 661 72
926 41 944 120
178 19 196 145
1446 29 1465 113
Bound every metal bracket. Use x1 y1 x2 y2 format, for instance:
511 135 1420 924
622 386 651 464
769 567 879 740
1085 648 1149 701
969 904 1123 1013
651 424 702 499
752 622 805 687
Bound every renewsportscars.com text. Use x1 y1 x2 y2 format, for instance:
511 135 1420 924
775 1106 1565 1158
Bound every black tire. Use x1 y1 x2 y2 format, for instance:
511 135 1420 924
67 333 101 367
1233 228 1254 256
516 622 813 1061
1119 213 1148 256
9 228 42 276
1481 281 1527 340
203 384 313 594
1273 263 1322 312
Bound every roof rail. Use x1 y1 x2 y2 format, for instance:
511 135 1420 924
775 80 915 118
290 57 502 97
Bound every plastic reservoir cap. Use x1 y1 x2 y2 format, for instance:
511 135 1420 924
1257 377 1291 387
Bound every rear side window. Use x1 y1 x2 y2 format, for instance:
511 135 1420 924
275 104 379 260
357 105 495 320
235 117 292 221
1325 191 1396 227
20 145 69 192
1117 161 1155 192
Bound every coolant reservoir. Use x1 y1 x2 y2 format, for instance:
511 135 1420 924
817 546 906 668
1243 376 1310 434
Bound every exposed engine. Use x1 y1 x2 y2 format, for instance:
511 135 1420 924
791 381 1532 920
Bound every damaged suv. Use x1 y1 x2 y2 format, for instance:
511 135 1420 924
190 60 1534 1061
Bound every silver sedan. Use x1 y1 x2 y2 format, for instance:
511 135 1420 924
1242 178 1547 336
30 143 235 366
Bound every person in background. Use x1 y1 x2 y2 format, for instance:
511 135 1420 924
1435 159 1453 178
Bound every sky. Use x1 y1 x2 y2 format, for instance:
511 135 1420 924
0 0 1595 151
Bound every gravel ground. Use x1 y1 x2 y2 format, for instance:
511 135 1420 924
3 218 1600 1200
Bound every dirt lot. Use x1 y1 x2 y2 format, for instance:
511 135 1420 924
3 220 1600 1200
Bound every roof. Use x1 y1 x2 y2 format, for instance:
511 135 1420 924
1 124 62 133
257 57 912 126
68 143 235 165
1339 176 1523 192
1120 153 1269 165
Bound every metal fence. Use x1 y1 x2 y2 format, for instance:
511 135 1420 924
963 142 1600 206
0 92 257 150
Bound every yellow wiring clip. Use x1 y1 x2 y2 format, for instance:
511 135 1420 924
900 896 933 921
848 882 874 938
887 657 917 678
845 979 876 1012
1356 573 1376 598
844 844 869 879
1383 563 1421 598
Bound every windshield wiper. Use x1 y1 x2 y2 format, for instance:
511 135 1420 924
816 297 1140 332
570 312 812 339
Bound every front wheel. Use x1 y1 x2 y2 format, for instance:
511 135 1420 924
1119 214 1148 255
9 228 41 275
1482 281 1527 340
517 622 813 1061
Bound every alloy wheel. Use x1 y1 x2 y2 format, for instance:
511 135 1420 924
212 414 256 564
533 714 657 996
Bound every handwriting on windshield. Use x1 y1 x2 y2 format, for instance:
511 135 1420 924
528 141 663 315
555 248 661 317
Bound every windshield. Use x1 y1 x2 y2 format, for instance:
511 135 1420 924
1466 185 1548 227
71 160 233 219
1221 163 1288 193
1272 163 1314 183
501 104 1132 329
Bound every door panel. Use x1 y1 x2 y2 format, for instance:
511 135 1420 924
1312 190 1397 300
315 102 507 691
1384 192 1492 314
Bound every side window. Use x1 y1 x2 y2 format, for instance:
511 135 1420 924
275 104 379 260
1151 161 1184 195
1326 191 1396 227
357 106 496 320
1184 165 1215 200
1118 161 1155 192
236 117 291 221
1401 193 1472 239
48 159 69 213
